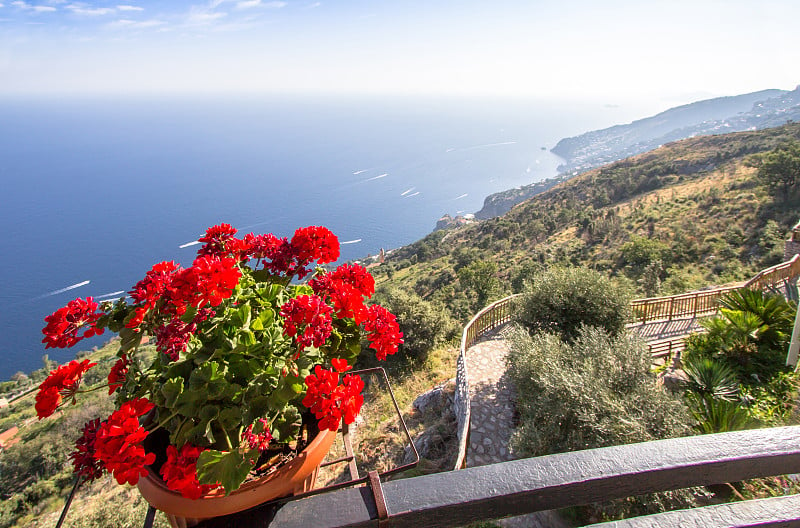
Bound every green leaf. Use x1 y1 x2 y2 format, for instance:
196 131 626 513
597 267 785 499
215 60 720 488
161 378 185 408
180 305 199 324
189 362 228 399
231 304 251 328
196 449 254 494
270 406 301 443
238 329 257 347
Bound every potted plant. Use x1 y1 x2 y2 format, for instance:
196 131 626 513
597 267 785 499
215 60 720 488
36 224 403 524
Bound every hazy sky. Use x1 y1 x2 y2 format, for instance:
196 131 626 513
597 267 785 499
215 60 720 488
1 0 798 103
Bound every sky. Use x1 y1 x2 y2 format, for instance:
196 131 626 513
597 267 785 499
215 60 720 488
0 0 799 104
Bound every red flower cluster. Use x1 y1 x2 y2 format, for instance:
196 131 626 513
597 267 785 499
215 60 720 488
302 360 364 431
127 261 183 327
125 255 240 331
280 295 334 351
35 359 97 419
161 443 219 499
197 223 238 258
155 318 196 361
93 398 156 486
310 263 375 324
189 255 241 308
241 418 273 452
291 225 340 265
42 297 104 349
196 224 340 280
363 305 404 360
107 354 131 395
69 418 105 482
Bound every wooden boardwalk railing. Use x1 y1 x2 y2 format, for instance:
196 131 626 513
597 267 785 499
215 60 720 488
629 254 800 325
744 253 800 291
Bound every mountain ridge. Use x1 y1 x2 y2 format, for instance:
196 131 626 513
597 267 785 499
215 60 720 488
474 87 800 220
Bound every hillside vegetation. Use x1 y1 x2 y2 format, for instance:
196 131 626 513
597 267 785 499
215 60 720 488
373 123 800 321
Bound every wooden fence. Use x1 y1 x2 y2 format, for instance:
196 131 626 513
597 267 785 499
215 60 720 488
629 254 800 325
744 253 800 291
629 286 741 324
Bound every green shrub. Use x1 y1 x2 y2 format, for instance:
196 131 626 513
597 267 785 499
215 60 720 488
686 394 752 434
515 267 633 341
370 287 459 363
508 325 691 457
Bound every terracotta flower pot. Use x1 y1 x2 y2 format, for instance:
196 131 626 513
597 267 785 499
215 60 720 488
137 428 337 528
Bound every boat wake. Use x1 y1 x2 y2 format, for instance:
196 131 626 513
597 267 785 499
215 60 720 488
34 280 91 300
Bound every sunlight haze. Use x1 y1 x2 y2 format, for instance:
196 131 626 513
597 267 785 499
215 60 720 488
1 0 799 106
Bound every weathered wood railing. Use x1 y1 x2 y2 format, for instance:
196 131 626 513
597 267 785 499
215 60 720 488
744 253 800 291
629 254 800 325
629 285 741 324
453 294 520 470
220 426 800 528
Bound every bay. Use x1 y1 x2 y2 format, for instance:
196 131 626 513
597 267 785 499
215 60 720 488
0 94 652 380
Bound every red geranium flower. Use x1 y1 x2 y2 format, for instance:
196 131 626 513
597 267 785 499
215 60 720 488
302 362 364 431
197 223 238 258
160 443 220 499
189 255 241 308
241 418 273 452
310 274 369 323
35 359 97 419
42 297 104 349
107 354 131 395
127 261 183 328
69 418 105 482
155 318 196 361
93 398 156 486
291 225 340 265
280 295 334 351
362 305 404 360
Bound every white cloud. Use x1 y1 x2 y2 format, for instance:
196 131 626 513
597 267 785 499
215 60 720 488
106 17 164 29
235 0 286 8
308 2 321 8
68 6 115 15
116 4 142 11
11 1 57 11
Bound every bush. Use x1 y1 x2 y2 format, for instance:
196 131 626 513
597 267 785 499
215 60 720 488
515 267 633 341
508 325 692 457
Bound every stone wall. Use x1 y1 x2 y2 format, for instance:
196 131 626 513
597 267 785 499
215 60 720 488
453 351 471 469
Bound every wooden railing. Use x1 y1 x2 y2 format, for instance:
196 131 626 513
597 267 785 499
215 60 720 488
629 286 741 324
629 254 800 325
453 294 520 470
744 253 800 291
461 295 520 352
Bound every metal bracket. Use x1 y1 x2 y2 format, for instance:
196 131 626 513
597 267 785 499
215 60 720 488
368 470 389 525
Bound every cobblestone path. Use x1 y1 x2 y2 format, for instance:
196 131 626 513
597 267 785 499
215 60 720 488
465 324 569 528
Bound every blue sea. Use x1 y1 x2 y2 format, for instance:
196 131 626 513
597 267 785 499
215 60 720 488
0 95 654 380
